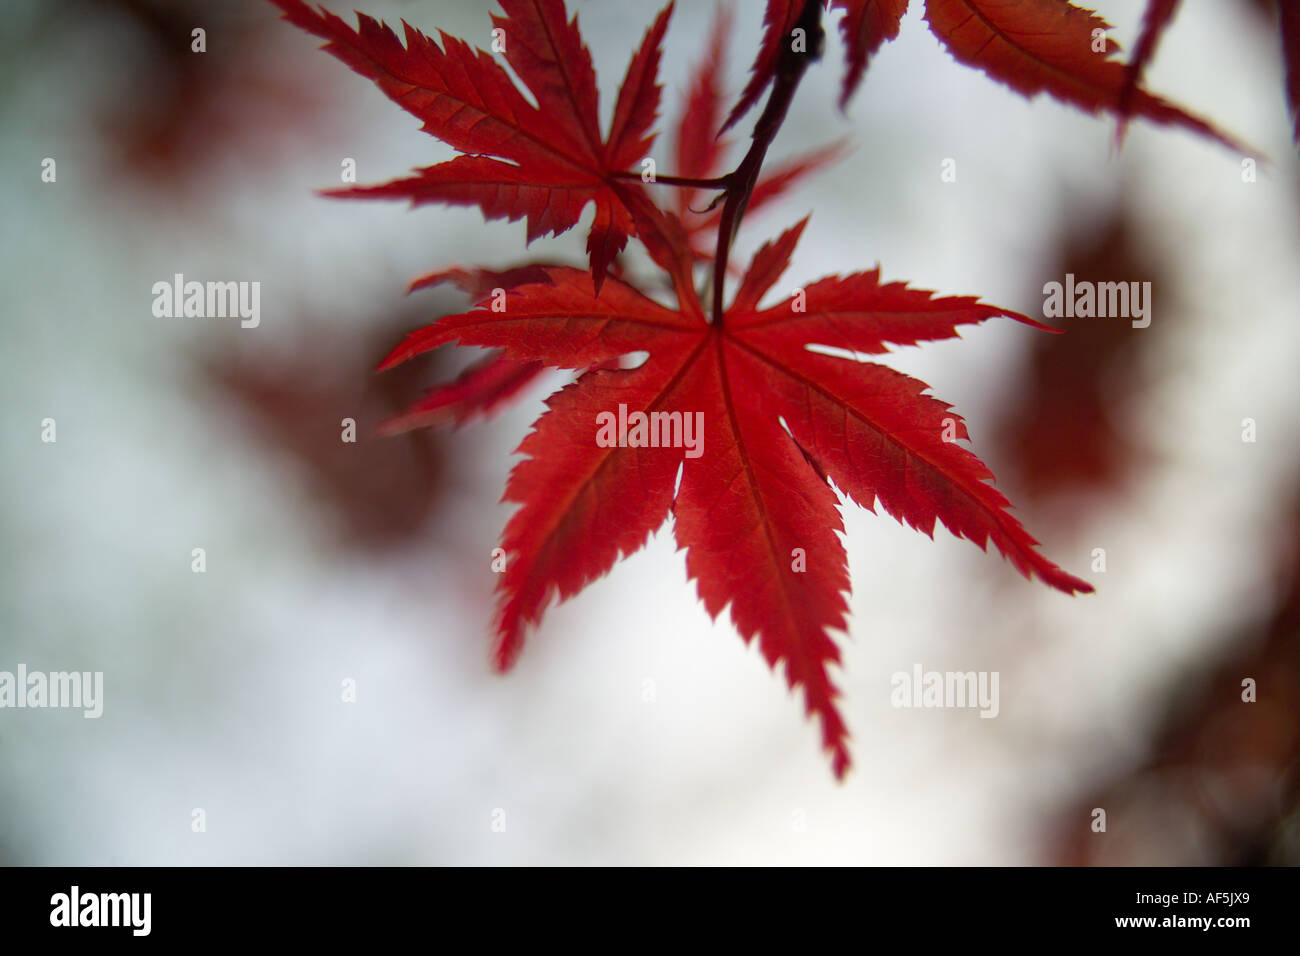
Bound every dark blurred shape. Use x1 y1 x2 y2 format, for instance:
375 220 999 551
993 201 1166 510
14 0 328 190
199 304 455 552
1051 493 1300 866
1240 0 1300 143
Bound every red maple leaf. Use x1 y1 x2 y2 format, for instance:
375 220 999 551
380 219 1094 777
268 0 1137 777
270 0 677 290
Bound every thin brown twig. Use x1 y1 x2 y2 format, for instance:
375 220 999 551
613 0 825 323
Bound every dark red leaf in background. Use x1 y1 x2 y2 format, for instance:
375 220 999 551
1118 0 1181 140
1281 0 1300 142
832 0 910 107
923 0 1246 150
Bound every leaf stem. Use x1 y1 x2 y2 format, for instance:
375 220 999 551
709 0 824 323
611 170 731 190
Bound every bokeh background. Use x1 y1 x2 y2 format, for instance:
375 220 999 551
2 0 1298 865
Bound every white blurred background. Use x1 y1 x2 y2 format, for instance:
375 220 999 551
2 0 1298 864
